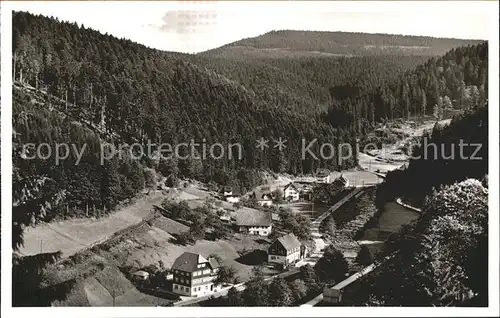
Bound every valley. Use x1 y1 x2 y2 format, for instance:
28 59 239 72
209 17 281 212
11 9 489 308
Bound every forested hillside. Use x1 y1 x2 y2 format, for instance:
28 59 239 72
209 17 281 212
11 12 353 225
376 105 488 208
191 54 431 114
349 178 488 306
11 11 488 227
205 30 484 57
203 30 487 128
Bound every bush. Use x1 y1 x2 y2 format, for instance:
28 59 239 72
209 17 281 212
176 231 195 245
314 246 349 284
356 245 374 266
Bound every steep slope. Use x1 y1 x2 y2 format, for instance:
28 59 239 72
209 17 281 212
12 11 488 221
12 11 358 224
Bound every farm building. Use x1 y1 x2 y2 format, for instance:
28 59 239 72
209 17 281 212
267 233 306 266
235 207 272 236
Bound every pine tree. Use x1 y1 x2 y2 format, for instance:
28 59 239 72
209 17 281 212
421 89 427 115
356 245 374 266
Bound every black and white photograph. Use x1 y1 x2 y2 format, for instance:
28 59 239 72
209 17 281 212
1 0 499 316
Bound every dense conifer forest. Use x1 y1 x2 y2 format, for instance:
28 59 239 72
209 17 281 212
205 30 484 56
10 10 491 309
12 11 487 224
376 106 488 208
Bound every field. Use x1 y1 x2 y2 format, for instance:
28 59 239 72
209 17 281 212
19 192 165 257
277 201 330 220
44 215 272 306
377 202 420 234
331 170 383 186
18 182 234 258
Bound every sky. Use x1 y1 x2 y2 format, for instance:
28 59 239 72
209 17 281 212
11 1 492 54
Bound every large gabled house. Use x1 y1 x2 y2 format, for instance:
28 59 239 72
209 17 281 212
235 207 272 236
267 233 306 266
171 252 220 297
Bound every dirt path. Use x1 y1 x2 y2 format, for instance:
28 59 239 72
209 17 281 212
18 191 166 257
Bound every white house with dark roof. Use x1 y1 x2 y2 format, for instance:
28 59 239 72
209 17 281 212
283 183 300 202
235 207 272 236
316 171 331 184
171 252 220 297
253 190 273 207
267 233 306 265
222 186 241 203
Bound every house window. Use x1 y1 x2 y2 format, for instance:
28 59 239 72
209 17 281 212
174 285 178 290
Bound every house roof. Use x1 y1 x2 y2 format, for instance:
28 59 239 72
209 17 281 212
284 183 298 191
275 233 301 251
235 207 272 227
172 252 219 272
333 175 348 187
337 175 348 184
316 169 331 177
222 186 240 195
133 270 150 278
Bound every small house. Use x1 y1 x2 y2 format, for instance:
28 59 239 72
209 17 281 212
251 190 273 207
258 192 273 207
267 233 305 265
133 270 150 282
222 186 241 203
315 170 331 184
235 207 272 236
221 186 233 197
283 183 300 202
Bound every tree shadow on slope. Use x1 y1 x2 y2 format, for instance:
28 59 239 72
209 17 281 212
235 249 267 266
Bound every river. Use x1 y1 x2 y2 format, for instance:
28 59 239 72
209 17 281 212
361 202 420 242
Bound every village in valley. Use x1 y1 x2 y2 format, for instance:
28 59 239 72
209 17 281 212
15 115 451 307
131 170 366 306
10 3 491 310
18 156 389 307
